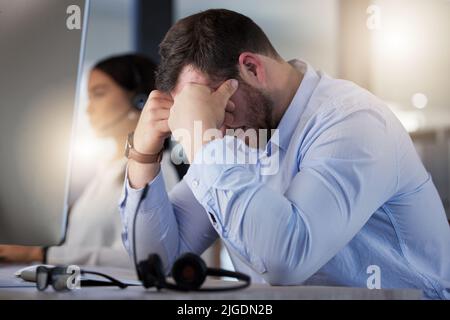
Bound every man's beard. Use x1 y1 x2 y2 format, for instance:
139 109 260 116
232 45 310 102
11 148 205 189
233 80 275 147
240 80 274 131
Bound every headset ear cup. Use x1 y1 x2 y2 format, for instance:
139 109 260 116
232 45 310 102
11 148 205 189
172 253 207 291
138 254 166 289
132 93 148 110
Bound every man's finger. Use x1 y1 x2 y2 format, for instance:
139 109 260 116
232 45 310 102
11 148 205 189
155 119 171 133
149 108 170 120
145 98 173 110
214 79 238 104
149 90 173 102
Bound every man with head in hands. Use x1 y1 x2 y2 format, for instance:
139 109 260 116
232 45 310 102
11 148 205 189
119 9 450 299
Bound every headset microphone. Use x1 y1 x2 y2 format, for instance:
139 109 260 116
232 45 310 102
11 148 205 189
131 93 148 110
128 60 149 111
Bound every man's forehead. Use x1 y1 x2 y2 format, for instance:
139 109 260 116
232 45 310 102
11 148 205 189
171 65 220 95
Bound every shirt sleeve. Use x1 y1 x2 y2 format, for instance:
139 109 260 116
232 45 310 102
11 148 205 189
118 167 218 274
183 109 398 284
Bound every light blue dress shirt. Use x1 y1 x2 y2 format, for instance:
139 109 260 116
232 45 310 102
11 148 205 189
119 60 450 299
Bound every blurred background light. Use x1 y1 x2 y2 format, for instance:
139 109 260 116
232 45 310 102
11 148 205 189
412 93 429 109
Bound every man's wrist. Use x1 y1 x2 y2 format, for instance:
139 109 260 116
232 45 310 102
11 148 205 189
134 138 165 157
128 159 161 189
126 132 164 164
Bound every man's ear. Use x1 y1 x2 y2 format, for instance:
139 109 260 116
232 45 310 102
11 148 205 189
238 52 266 88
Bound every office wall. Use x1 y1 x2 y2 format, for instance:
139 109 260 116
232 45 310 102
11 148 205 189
174 0 340 77
367 0 450 218
84 0 136 66
370 0 450 130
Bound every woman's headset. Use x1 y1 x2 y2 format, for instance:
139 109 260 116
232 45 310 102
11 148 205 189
132 187 251 292
128 60 149 111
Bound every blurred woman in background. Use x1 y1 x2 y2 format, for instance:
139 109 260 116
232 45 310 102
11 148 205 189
0 54 179 268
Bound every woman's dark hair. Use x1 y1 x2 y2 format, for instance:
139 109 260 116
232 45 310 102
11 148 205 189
156 9 280 92
93 54 157 96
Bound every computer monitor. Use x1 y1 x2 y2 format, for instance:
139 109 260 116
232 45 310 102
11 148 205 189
0 0 89 246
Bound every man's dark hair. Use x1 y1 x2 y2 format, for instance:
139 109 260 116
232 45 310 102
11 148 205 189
155 9 280 92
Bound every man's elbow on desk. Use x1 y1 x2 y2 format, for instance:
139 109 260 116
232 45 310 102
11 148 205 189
258 258 316 286
251 246 320 286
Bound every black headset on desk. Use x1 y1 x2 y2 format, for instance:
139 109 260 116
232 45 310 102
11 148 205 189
132 186 251 292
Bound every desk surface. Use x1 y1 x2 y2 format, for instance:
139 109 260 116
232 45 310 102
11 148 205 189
0 265 422 300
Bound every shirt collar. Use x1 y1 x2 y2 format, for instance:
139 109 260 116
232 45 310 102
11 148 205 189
268 59 321 153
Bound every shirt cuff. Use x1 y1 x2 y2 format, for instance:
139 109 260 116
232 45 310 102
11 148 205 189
183 135 253 203
121 165 168 210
